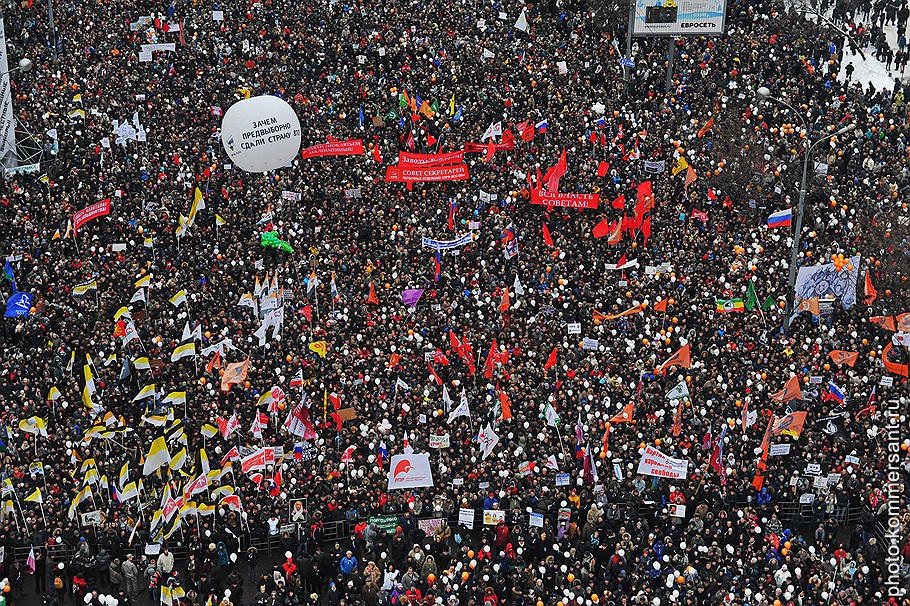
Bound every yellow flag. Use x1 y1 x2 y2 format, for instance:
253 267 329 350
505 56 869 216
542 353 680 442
308 341 327 358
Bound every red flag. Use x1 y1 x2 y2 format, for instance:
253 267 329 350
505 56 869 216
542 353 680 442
544 347 558 372
544 149 567 192
428 361 443 385
427 133 438 147
388 353 402 368
597 161 610 177
589 131 598 144
502 129 515 146
653 298 668 313
607 219 623 245
433 349 450 366
372 146 383 163
864 272 877 305
641 216 651 247
484 339 499 379
299 306 313 323
499 287 510 313
516 122 535 142
485 140 496 163
636 181 654 213
592 219 612 239
612 194 625 210
542 222 554 247
615 254 627 269
449 329 463 354
367 282 379 304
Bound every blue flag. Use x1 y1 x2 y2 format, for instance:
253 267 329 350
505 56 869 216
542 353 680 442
5 292 33 317
453 106 463 122
2 260 15 293
358 107 365 131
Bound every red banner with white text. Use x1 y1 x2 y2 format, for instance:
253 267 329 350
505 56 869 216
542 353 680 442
300 140 364 159
463 142 515 153
73 199 111 235
398 151 465 166
385 165 470 183
530 189 600 210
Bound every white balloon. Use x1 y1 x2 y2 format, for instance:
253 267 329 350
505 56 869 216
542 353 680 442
220 96 301 172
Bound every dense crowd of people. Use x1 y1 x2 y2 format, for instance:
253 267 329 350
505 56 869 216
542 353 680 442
0 0 909 604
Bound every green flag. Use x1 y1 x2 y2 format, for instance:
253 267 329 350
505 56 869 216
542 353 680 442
385 109 398 121
744 280 758 311
761 295 775 311
431 100 440 114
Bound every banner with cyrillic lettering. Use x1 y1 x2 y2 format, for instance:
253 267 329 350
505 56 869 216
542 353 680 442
398 151 465 166
463 141 515 153
422 233 474 250
73 199 111 235
300 140 364 159
385 164 469 183
530 189 600 209
636 445 688 479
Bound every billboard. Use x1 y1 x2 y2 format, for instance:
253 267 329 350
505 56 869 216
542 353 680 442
632 0 726 37
0 16 17 173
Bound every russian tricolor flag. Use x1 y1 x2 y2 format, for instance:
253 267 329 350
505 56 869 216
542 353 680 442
535 119 548 133
823 382 845 405
767 208 792 228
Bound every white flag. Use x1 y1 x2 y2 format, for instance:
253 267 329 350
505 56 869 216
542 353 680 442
481 121 502 141
130 289 146 304
542 403 560 427
396 378 410 391
666 380 690 401
513 275 525 297
442 384 454 413
545 454 558 470
478 423 499 460
514 8 529 32
448 390 471 424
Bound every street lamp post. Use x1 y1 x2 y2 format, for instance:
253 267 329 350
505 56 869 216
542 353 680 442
755 86 856 332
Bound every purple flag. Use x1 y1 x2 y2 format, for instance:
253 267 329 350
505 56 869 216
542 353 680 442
401 289 425 308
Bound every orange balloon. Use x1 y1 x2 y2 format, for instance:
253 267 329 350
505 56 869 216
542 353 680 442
462 572 470 581
467 550 475 559
567 573 575 582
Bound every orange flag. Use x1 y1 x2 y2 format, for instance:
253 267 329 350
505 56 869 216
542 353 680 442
897 313 910 332
206 351 221 373
870 316 896 331
882 342 909 377
697 117 715 138
653 298 669 313
388 353 402 368
770 375 802 402
684 166 698 189
671 401 684 437
654 344 691 375
864 272 877 305
499 287 510 313
608 402 634 424
499 389 513 421
367 282 379 305
829 350 859 367
594 303 647 321
796 298 820 315
601 423 610 453
772 411 808 438
221 358 250 391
